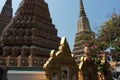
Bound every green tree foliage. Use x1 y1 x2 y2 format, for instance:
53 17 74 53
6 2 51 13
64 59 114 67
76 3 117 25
97 14 120 61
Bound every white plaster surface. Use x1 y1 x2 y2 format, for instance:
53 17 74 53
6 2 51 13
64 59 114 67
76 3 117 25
7 71 46 80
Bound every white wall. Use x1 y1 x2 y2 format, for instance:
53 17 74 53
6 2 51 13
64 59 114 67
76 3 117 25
116 67 120 72
7 71 46 80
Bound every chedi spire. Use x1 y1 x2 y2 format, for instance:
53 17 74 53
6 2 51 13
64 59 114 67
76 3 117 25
72 0 94 64
0 0 13 34
80 0 86 17
1 0 12 18
6 0 12 6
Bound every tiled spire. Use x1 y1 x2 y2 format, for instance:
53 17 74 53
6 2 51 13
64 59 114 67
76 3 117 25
80 0 86 17
1 0 13 18
0 0 12 34
6 0 12 6
78 0 91 32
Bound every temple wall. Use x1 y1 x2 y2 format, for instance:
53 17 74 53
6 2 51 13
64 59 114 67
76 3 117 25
7 71 46 80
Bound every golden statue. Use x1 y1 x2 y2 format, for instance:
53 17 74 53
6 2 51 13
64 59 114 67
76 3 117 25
79 47 98 80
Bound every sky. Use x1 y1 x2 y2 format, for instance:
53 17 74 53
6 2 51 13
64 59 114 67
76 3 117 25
0 0 120 51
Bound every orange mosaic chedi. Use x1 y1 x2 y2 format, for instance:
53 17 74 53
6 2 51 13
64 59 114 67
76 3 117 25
0 0 60 67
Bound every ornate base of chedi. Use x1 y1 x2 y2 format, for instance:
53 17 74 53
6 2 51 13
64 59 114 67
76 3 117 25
0 46 48 67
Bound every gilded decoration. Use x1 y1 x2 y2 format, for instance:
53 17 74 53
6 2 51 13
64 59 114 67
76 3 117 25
44 37 78 80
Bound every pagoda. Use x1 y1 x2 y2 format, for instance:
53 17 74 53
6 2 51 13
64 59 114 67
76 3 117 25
72 0 94 63
0 0 13 34
0 0 60 68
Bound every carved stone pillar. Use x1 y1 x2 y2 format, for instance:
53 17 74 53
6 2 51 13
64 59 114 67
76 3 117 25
6 56 17 66
17 55 28 67
28 55 39 67
17 49 28 67
0 57 6 66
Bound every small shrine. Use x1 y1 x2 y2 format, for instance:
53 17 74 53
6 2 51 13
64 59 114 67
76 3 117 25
44 37 78 80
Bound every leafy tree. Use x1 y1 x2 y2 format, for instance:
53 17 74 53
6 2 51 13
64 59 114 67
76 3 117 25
97 14 120 61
